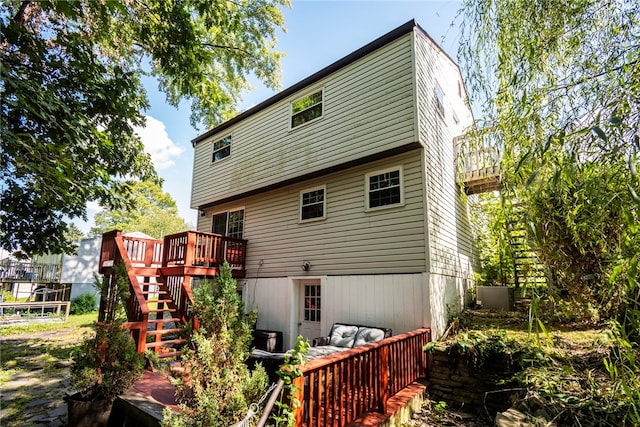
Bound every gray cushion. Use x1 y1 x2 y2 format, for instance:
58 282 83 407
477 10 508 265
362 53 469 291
329 324 359 347
354 327 386 347
305 345 350 360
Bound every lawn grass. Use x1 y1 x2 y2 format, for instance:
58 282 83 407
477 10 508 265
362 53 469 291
0 312 98 336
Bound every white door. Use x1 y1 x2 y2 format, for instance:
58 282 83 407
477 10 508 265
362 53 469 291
298 281 322 343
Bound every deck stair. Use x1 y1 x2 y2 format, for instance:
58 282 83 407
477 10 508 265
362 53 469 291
98 229 248 357
508 208 547 289
130 277 186 358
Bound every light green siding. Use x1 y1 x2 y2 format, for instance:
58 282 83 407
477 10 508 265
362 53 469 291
414 30 477 281
198 151 427 276
191 35 416 209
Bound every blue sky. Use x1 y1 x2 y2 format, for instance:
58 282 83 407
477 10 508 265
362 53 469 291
77 0 464 233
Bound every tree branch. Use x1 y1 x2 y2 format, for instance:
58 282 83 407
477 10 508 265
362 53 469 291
548 58 640 94
12 1 39 29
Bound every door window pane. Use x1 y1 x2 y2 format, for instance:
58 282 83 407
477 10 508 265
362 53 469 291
304 284 321 322
212 210 244 238
227 210 244 238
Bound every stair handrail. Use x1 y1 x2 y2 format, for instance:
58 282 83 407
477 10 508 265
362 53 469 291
180 279 197 328
109 232 150 354
113 235 150 322
99 230 150 326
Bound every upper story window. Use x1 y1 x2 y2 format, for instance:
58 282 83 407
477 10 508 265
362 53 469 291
291 89 323 128
300 186 326 221
212 208 244 238
366 167 403 210
212 136 231 163
434 84 445 117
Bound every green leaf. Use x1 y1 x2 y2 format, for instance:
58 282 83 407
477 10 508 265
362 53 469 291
591 126 608 142
525 169 539 188
629 186 640 206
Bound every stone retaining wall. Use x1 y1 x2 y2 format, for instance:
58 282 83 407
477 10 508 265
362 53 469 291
426 349 523 415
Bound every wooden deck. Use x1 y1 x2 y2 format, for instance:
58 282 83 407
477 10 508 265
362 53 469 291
454 134 501 195
98 229 247 356
293 328 431 426
118 328 431 427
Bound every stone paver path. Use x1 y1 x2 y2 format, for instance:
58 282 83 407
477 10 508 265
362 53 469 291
1 328 89 426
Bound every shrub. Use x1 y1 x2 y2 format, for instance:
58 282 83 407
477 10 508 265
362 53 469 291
163 262 268 427
70 293 97 314
70 320 145 401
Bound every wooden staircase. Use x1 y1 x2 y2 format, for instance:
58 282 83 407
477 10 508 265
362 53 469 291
508 209 547 289
98 229 248 357
136 279 185 357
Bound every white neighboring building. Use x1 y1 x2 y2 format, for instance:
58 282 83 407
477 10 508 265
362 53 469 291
61 236 102 302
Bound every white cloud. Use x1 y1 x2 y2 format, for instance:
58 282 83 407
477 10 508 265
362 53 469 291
134 115 185 170
86 200 103 213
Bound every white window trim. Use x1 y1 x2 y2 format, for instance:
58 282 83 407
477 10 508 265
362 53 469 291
299 185 326 223
211 206 245 238
211 134 232 164
289 87 325 131
364 166 405 212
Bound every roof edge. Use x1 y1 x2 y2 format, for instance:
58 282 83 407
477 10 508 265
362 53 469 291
191 19 418 146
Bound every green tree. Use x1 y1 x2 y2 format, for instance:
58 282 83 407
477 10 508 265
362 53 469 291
1 0 288 257
90 180 188 239
459 1 640 421
469 192 514 287
458 0 639 315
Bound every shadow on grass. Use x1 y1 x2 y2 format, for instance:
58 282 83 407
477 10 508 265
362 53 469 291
0 318 94 427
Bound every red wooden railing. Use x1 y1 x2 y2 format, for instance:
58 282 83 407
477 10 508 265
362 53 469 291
292 328 431 427
99 230 247 352
101 230 247 271
99 230 151 353
163 274 197 326
122 235 164 267
163 230 247 270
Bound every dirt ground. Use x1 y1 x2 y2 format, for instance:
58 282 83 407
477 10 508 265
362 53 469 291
405 404 494 426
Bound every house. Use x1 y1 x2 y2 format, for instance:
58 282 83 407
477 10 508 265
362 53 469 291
189 20 478 349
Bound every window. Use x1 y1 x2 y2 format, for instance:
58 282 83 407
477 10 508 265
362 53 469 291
291 89 323 128
304 284 321 322
212 136 231 163
300 186 326 221
366 167 403 209
212 209 244 238
435 84 445 117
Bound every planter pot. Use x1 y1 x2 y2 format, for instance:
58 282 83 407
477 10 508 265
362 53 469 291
66 393 113 427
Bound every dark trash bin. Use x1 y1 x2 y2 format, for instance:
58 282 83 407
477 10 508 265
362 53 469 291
251 329 283 353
